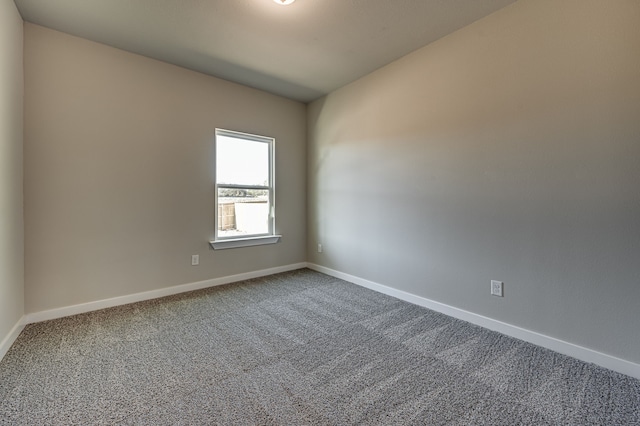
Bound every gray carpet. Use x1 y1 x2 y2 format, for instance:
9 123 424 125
1 269 639 425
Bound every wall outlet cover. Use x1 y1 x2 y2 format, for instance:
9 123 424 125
491 280 503 297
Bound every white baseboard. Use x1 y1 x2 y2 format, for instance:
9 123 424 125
16 261 640 380
0 317 26 362
25 262 308 324
307 263 640 380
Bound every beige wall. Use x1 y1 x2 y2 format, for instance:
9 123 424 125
0 0 24 343
24 24 307 313
308 0 640 363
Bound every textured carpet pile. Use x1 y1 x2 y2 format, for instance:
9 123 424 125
1 268 639 425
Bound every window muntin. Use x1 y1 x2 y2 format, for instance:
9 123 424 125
214 129 274 241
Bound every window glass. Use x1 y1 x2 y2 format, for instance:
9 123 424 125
216 135 269 186
215 129 274 240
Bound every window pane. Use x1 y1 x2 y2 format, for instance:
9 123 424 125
217 135 269 186
217 189 270 237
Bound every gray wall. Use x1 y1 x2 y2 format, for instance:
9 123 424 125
0 0 24 343
308 0 640 363
24 24 307 313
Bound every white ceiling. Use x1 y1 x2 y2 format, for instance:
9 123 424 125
14 0 517 103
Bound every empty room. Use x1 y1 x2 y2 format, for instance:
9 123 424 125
1 0 639 424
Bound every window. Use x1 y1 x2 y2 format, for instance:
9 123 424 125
210 129 280 249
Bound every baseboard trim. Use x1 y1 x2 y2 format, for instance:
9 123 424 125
0 317 26 362
25 262 308 324
307 263 640 380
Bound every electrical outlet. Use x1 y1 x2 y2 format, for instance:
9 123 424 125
191 255 199 266
491 280 503 297
317 243 323 253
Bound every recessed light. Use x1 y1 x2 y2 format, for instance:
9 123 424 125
274 0 295 5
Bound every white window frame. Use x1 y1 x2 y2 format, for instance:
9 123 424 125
210 129 281 250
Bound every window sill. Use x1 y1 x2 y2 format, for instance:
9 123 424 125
209 235 281 250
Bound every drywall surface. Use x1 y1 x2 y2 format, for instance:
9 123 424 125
24 24 306 313
0 0 24 343
308 0 640 363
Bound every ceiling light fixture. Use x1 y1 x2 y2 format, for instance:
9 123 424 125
273 0 295 5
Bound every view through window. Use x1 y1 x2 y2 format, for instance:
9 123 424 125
215 129 274 240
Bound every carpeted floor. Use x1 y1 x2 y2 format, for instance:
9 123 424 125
1 268 639 425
